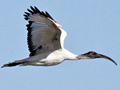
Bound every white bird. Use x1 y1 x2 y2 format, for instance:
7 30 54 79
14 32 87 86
2 6 117 68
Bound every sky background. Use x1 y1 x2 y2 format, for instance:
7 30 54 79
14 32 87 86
0 0 120 90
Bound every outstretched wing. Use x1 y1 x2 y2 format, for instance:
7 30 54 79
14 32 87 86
24 6 67 56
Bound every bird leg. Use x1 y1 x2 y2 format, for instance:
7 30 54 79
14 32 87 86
1 60 26 68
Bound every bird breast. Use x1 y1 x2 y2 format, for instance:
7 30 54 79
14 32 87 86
45 49 65 64
44 49 77 65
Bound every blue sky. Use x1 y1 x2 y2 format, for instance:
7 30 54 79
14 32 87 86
0 0 120 90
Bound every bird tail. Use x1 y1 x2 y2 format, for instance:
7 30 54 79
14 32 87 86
1 60 26 68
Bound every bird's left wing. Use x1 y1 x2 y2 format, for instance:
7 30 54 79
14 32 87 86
24 6 66 56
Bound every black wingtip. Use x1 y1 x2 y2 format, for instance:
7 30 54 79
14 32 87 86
27 9 33 14
45 11 54 20
25 12 30 15
30 6 35 11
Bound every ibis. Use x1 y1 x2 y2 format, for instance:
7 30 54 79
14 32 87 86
1 6 117 68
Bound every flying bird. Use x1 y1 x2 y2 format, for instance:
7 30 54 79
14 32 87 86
1 6 117 68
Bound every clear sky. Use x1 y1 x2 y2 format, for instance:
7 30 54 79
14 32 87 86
0 0 120 90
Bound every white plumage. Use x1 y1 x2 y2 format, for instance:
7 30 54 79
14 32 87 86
2 6 117 68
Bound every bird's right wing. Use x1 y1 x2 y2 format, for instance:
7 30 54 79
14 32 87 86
24 6 67 56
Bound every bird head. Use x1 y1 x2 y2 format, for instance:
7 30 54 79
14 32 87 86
77 51 117 65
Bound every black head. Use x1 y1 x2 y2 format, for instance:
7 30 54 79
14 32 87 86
78 51 117 65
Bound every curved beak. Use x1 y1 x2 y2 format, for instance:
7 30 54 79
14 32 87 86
79 51 117 65
96 53 117 65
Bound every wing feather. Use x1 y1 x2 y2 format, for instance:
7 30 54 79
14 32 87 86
24 6 66 56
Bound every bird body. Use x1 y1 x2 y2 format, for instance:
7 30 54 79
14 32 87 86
1 6 117 68
5 49 77 67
